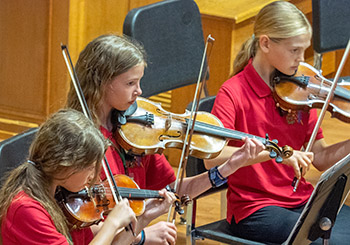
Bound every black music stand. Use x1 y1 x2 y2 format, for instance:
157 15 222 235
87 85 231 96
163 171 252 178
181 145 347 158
284 153 350 244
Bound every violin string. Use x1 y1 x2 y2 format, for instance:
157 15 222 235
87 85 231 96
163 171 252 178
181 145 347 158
182 119 266 142
92 186 160 196
160 109 267 142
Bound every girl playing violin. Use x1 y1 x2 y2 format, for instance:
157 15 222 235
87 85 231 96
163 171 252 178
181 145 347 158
0 109 140 244
205 1 350 244
66 34 265 245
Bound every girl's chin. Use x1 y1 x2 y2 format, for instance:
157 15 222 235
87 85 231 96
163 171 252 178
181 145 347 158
113 105 129 111
281 69 297 76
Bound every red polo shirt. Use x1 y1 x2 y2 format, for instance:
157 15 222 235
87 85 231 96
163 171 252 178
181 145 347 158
2 191 93 245
212 60 323 224
99 126 176 190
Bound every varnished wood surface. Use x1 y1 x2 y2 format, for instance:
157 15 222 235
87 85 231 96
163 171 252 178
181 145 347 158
1 0 349 145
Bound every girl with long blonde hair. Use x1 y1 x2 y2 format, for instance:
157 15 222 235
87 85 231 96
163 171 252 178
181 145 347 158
205 1 350 243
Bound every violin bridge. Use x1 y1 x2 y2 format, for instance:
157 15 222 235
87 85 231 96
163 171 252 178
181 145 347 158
86 186 97 207
165 114 172 131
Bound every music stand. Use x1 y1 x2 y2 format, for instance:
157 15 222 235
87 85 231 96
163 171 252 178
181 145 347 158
284 153 350 244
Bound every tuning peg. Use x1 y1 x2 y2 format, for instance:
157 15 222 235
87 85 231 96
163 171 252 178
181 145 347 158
276 156 283 163
272 139 279 144
269 150 277 159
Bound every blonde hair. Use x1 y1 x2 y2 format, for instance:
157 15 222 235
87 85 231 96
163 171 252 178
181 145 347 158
0 109 107 243
233 1 312 75
66 34 146 125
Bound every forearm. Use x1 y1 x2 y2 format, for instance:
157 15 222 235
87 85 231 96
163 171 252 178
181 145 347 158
204 145 271 169
177 153 270 199
111 216 149 245
111 229 139 245
175 172 212 199
313 139 350 171
90 219 124 245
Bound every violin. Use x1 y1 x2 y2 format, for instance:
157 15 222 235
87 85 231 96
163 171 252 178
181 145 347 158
55 174 189 229
272 62 350 123
115 97 293 163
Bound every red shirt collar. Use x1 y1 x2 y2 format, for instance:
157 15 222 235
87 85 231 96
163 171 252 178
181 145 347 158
244 59 272 98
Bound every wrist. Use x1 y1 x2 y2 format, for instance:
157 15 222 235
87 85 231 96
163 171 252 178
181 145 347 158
208 166 227 188
137 213 152 228
132 230 145 245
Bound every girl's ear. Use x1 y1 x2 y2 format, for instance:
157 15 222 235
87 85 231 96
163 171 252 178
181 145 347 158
259 35 270 53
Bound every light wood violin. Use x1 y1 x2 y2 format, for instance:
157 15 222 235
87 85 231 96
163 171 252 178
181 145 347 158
115 97 293 163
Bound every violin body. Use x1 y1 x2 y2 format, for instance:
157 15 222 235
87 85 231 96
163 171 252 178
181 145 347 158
56 174 159 229
116 97 226 159
273 62 350 123
117 97 293 162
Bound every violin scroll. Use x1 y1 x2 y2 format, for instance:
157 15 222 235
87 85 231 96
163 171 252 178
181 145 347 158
264 134 293 163
165 185 192 215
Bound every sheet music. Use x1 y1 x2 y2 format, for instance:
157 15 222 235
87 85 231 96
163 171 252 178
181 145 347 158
285 153 350 244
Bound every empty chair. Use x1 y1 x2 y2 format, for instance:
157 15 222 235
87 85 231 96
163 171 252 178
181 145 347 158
0 128 38 183
312 0 350 84
123 0 208 98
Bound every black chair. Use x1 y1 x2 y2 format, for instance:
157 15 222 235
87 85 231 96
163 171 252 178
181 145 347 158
312 0 350 84
0 128 38 183
185 96 264 245
123 0 208 98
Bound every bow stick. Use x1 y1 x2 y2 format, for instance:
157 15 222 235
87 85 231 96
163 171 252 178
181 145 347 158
167 35 215 222
292 38 350 192
61 44 135 235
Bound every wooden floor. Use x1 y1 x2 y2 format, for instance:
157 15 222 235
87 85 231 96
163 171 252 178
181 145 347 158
152 113 350 245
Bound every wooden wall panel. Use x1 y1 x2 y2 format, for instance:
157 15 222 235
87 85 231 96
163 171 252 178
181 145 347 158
0 0 50 122
68 0 129 64
0 0 69 139
1 0 348 169
48 0 70 114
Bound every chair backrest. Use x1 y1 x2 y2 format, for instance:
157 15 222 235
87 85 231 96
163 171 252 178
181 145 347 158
312 0 350 54
0 128 38 181
186 96 216 177
123 0 207 97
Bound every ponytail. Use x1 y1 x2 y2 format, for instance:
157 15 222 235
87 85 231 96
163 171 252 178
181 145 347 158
233 35 257 75
232 1 311 76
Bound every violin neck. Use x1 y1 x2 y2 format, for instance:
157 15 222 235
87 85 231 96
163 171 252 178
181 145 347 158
188 119 266 143
117 187 162 200
335 86 350 101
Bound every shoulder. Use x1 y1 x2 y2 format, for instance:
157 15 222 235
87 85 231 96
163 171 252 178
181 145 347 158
2 192 67 244
221 72 246 91
9 191 48 215
215 73 246 107
6 192 54 228
217 71 250 104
